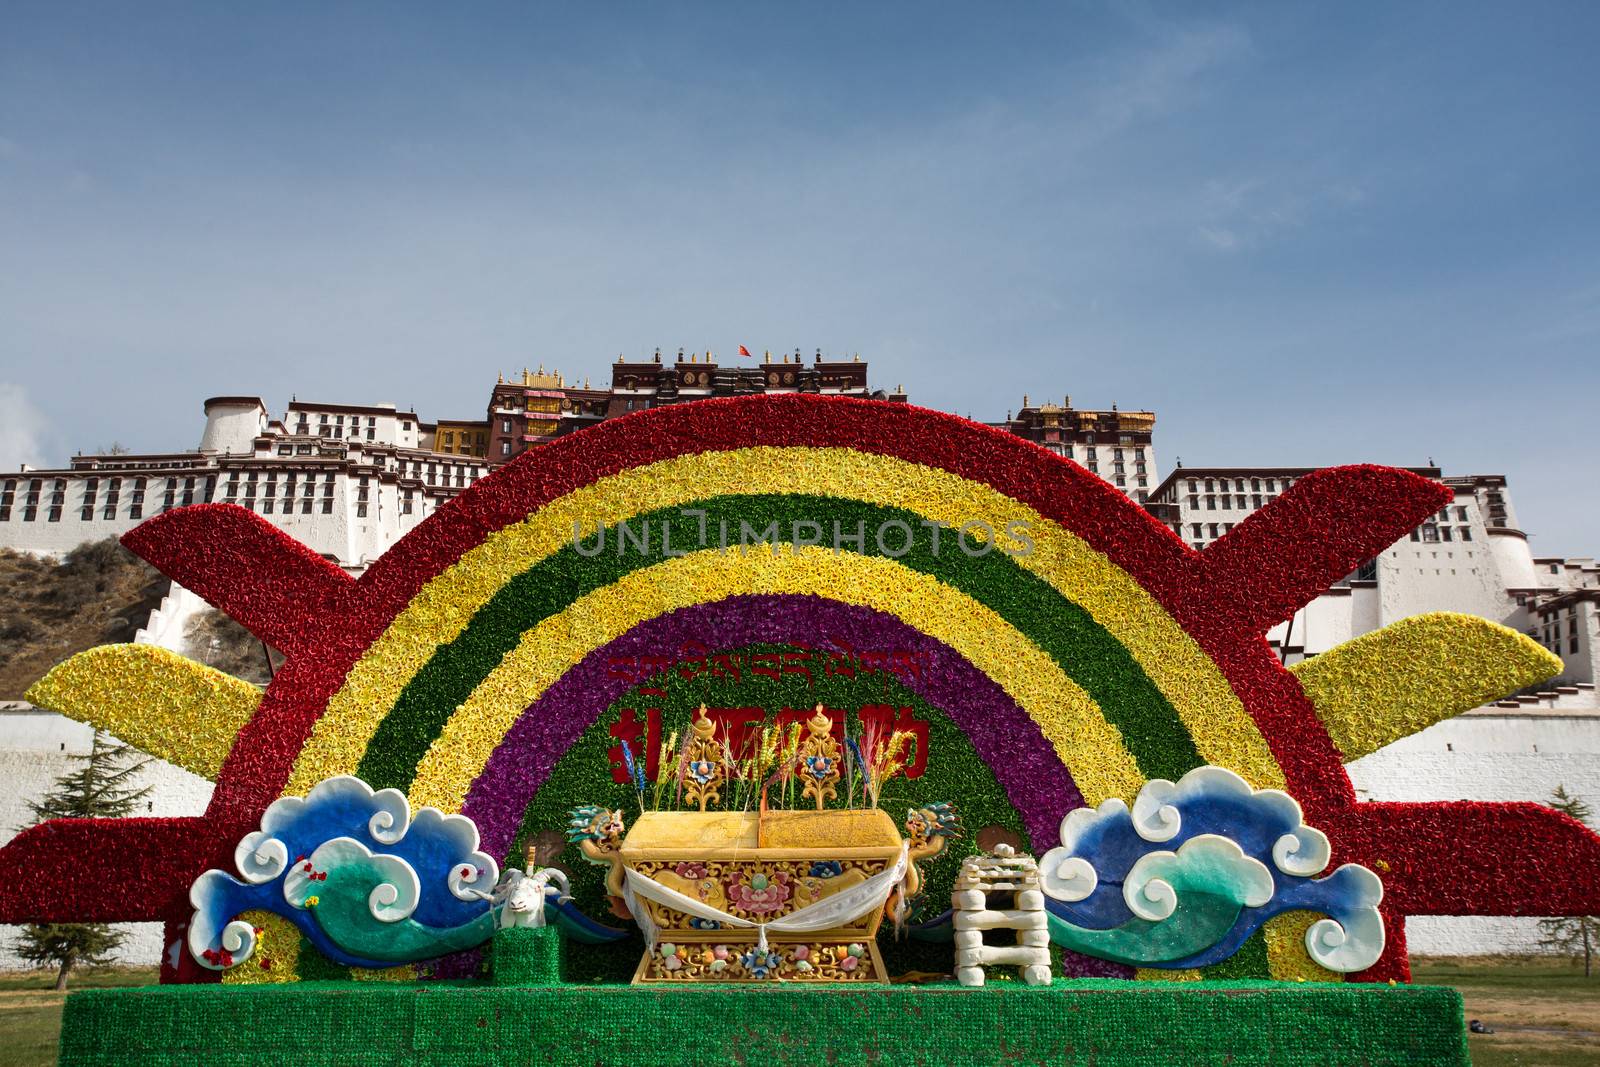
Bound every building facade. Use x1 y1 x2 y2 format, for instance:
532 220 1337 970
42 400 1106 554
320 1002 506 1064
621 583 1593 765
989 396 1159 503
0 353 906 566
425 420 490 458
1145 466 1600 684
0 396 491 568
485 352 905 463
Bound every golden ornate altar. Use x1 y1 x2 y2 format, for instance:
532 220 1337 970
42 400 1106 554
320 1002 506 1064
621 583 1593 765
568 707 957 983
621 808 908 982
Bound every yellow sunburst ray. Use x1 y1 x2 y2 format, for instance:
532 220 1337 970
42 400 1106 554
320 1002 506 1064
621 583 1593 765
1291 612 1561 763
25 644 260 780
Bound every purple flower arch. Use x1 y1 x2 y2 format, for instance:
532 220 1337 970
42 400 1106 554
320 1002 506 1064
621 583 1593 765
460 594 1086 855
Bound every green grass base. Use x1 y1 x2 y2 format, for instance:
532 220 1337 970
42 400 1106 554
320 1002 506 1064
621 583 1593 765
489 925 563 986
59 979 1469 1066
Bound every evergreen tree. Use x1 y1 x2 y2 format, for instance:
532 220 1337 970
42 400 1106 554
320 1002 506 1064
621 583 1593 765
15 732 152 990
1538 785 1600 977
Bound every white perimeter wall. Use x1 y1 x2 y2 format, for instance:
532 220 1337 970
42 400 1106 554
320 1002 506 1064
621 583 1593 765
1347 708 1600 956
0 709 212 970
3 702 1597 967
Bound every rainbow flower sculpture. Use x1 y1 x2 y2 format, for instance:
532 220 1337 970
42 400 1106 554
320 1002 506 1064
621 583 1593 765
4 393 1599 984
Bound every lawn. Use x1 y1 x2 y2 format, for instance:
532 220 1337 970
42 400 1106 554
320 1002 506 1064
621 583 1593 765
1 958 1596 1066
1412 957 1600 1067
0 966 158 1067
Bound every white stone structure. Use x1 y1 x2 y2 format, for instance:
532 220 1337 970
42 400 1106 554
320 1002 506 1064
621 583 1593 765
952 843 1052 986
1147 467 1600 684
0 703 213 969
0 396 490 569
133 581 210 653
1348 690 1600 955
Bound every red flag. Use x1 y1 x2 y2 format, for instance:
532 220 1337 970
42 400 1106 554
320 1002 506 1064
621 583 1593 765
737 345 752 358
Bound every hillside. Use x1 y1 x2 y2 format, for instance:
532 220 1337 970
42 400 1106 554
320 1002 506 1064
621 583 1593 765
0 540 171 700
181 607 282 685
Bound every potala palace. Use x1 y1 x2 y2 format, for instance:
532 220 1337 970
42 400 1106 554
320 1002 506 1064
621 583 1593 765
2 355 1596 965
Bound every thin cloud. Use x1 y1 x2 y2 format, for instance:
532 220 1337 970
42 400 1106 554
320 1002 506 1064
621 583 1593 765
1194 174 1370 251
0 384 47 471
1089 23 1253 133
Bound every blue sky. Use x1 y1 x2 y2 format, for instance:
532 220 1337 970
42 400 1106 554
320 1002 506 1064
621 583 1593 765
2 3 1596 552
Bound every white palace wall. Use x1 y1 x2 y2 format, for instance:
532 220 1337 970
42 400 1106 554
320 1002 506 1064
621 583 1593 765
0 705 213 970
1346 700 1600 956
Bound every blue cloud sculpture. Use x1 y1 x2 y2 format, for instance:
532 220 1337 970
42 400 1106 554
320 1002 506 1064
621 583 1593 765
1037 766 1385 972
188 775 622 970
